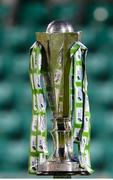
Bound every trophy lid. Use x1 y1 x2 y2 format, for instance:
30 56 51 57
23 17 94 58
46 20 74 33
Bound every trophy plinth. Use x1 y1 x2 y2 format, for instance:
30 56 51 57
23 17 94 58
37 161 89 176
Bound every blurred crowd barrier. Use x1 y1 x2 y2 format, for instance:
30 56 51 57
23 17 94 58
0 0 113 178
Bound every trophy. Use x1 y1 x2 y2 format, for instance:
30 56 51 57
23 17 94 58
28 21 93 177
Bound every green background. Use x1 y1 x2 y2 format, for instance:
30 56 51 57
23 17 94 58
0 0 113 178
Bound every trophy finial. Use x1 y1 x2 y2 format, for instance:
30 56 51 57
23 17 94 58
46 20 74 33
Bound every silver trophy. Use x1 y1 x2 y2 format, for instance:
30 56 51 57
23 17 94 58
29 20 93 177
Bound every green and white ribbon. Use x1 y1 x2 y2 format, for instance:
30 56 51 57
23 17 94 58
70 41 93 174
29 42 48 174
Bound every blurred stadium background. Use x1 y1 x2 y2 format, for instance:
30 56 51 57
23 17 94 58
0 0 113 178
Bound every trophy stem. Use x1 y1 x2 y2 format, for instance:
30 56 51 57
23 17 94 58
51 117 72 162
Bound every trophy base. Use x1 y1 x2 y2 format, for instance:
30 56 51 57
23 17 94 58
37 161 89 176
